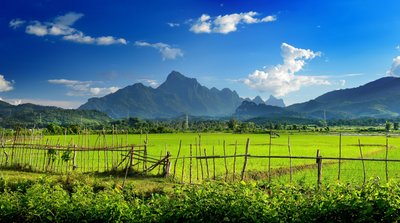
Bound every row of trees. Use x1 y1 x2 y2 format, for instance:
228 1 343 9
17 117 400 135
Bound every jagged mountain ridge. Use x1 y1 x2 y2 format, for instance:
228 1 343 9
79 71 244 119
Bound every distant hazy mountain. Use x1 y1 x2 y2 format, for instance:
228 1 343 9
236 76 400 119
79 71 243 119
287 76 400 119
265 95 285 107
252 96 265 105
0 101 110 127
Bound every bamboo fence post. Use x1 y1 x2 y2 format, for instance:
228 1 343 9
129 145 134 173
111 125 114 170
104 129 108 172
42 139 49 172
233 140 237 181
195 138 199 181
288 136 292 183
204 148 210 179
164 151 171 177
386 135 389 182
358 139 366 184
173 140 182 179
122 149 132 189
199 135 204 180
268 130 272 182
316 149 322 189
223 140 228 182
181 156 186 183
158 150 163 175
29 129 34 167
241 138 250 181
144 133 148 173
338 133 342 181
190 144 193 184
72 145 77 171
212 146 216 180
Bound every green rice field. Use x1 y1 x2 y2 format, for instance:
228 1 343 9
2 132 400 186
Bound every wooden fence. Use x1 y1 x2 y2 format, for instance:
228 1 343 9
169 134 400 186
0 142 171 176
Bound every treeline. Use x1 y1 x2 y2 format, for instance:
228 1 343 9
6 116 400 135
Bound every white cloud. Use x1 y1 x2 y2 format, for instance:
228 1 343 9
190 12 276 34
48 79 119 96
190 14 212 33
9 19 26 29
138 79 159 88
135 41 183 60
1 98 82 109
53 12 83 26
244 43 329 97
12 12 126 46
0 75 14 92
89 87 119 95
26 21 48 36
339 80 346 86
167 22 180 27
62 32 95 44
96 36 127 45
387 56 400 76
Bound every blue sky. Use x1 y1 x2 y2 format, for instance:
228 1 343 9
1 0 400 108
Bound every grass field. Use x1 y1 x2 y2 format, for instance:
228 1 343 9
2 132 400 186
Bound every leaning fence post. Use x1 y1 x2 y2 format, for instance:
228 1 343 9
233 140 237 181
241 138 250 181
181 156 186 183
223 140 228 182
204 149 210 179
172 140 182 179
164 151 171 177
316 149 322 188
358 139 366 185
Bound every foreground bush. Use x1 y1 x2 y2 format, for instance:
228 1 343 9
0 177 399 222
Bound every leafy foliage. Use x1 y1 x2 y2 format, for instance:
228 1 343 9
0 177 400 222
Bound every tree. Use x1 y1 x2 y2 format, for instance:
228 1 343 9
394 122 399 131
228 118 238 131
385 121 392 132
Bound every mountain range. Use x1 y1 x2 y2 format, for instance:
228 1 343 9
235 76 400 120
79 71 284 119
0 101 111 127
3 71 397 125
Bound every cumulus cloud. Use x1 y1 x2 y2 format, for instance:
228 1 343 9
387 56 400 76
11 12 127 46
0 75 14 92
167 22 180 27
135 41 183 60
9 19 26 29
48 79 119 96
244 43 329 97
190 11 276 34
138 79 159 88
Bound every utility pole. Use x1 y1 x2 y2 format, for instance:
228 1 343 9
185 114 189 130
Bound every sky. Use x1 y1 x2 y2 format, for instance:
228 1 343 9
1 0 400 108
